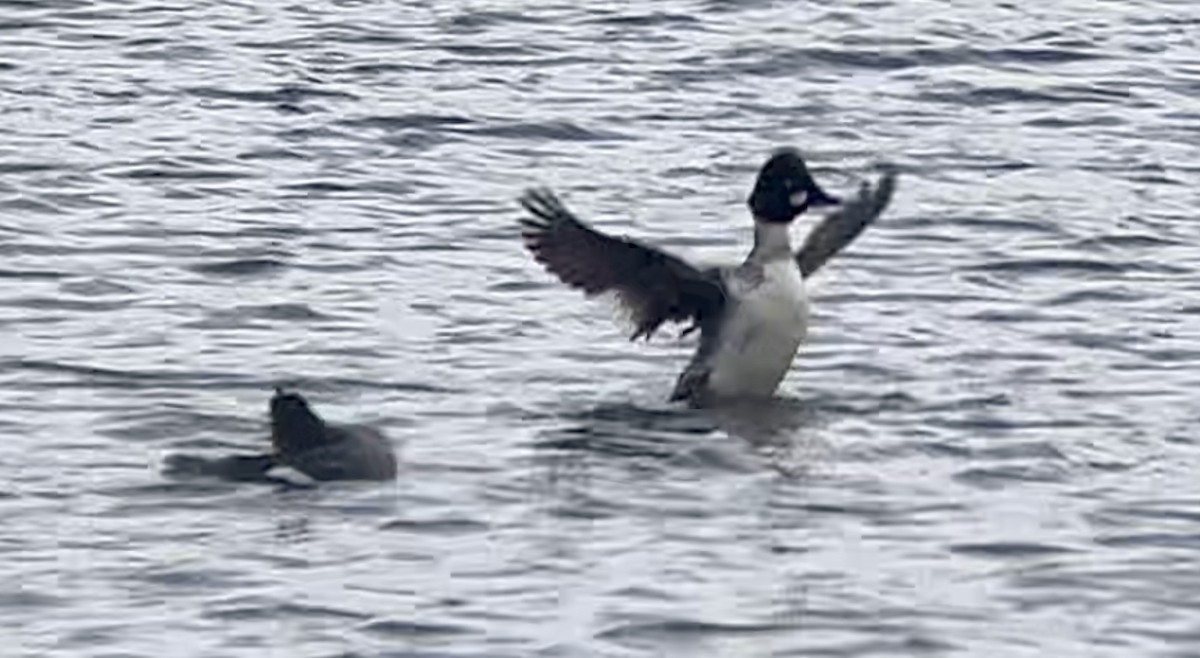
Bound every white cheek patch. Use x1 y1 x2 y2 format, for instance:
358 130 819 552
788 190 808 207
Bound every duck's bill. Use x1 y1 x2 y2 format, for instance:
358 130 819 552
789 187 840 209
801 183 840 208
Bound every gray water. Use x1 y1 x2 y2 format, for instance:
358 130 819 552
2 0 1199 656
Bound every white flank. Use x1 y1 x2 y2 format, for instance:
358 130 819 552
706 259 809 398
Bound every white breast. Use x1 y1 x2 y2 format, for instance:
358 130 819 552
706 259 809 399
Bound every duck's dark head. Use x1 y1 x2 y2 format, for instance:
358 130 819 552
747 148 840 224
270 388 328 454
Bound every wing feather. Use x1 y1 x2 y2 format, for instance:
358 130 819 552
519 188 725 340
795 168 898 278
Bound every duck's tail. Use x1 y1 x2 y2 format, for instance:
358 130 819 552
163 453 277 482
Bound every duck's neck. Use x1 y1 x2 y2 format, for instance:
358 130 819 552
750 220 794 261
271 413 329 455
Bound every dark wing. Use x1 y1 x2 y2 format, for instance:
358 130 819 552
519 188 725 340
795 168 898 278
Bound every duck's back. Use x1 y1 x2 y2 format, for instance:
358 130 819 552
282 425 398 481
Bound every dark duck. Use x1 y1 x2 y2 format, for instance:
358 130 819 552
165 388 397 483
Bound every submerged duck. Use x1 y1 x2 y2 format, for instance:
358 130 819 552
165 388 397 483
519 148 897 405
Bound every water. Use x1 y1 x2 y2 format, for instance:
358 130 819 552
2 0 1199 655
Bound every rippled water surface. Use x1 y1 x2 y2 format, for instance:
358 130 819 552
3 0 1200 655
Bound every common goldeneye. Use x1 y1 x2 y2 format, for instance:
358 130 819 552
519 148 897 405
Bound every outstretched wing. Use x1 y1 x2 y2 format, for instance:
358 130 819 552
795 168 898 278
519 188 725 340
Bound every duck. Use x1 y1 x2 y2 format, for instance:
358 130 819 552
164 388 397 483
519 147 897 405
